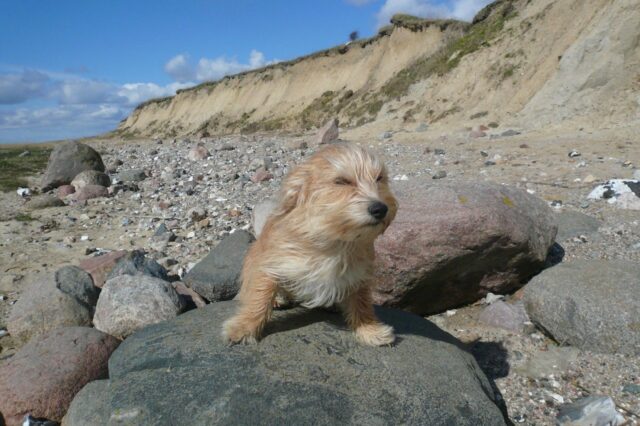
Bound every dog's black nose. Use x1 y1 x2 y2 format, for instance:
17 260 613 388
368 201 388 220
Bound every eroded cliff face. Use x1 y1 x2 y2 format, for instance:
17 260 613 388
117 0 640 139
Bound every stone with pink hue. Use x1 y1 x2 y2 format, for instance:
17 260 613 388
0 327 119 425
372 180 557 315
57 185 76 199
187 144 210 161
77 250 128 288
251 168 274 183
71 184 108 201
172 281 207 309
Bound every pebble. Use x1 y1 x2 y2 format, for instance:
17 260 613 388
432 171 447 180
17 188 31 197
568 150 581 158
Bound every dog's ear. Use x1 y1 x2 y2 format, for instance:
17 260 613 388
273 166 310 216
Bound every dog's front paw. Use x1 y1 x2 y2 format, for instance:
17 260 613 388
222 318 258 345
355 323 395 346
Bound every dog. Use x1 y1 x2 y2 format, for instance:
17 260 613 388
222 142 398 346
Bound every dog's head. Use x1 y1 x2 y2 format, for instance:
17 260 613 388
273 142 397 242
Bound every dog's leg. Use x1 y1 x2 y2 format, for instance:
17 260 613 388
222 274 277 344
343 285 395 346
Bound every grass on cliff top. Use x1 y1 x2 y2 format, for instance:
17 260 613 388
380 3 516 100
133 14 470 113
0 146 51 192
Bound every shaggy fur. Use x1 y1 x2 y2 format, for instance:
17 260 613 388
222 142 398 346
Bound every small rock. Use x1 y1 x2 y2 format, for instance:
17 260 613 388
71 185 108 201
379 131 393 140
18 150 30 157
568 150 581 158
24 194 65 210
16 187 31 197
55 265 100 310
470 130 486 138
434 148 445 156
117 169 147 182
105 250 168 282
57 185 76 198
251 168 274 183
70 170 111 189
500 129 521 137
94 275 184 339
557 396 624 426
172 282 207 309
315 118 339 145
187 144 210 161
432 171 447 180
478 301 529 332
484 293 504 304
77 250 128 288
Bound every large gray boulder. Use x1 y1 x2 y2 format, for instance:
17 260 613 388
93 275 184 339
373 180 557 315
183 230 255 301
7 274 92 344
65 301 508 425
524 260 640 355
41 141 105 191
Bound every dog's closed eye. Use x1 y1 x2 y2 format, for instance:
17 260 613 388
376 174 384 182
334 177 353 186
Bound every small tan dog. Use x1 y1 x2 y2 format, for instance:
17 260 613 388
222 142 397 346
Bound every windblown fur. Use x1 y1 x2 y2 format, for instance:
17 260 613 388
222 142 398 346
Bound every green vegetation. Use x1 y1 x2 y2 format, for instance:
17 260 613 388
0 146 51 192
380 2 516 100
14 213 35 222
390 14 468 32
241 117 286 133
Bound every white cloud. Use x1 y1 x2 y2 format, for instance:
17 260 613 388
0 67 195 143
117 81 192 106
164 49 275 83
376 0 492 26
164 54 196 83
0 69 50 104
56 79 118 104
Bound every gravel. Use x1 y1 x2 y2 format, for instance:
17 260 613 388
1 131 639 425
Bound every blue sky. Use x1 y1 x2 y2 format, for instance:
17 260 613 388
0 0 491 143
